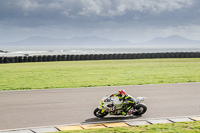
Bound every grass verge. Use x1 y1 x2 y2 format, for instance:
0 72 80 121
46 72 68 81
53 121 200 133
0 58 200 91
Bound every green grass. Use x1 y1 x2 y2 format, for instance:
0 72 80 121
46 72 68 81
0 58 200 91
52 121 200 133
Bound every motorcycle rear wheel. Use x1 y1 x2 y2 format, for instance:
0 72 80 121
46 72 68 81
94 108 108 118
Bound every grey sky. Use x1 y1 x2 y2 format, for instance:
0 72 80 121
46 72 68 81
0 0 200 43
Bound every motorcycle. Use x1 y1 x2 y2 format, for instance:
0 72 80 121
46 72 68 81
94 94 147 118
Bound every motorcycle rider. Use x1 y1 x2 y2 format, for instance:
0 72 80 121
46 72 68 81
111 90 135 116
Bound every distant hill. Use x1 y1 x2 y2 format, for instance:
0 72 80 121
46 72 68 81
0 35 200 47
0 36 132 47
141 35 200 47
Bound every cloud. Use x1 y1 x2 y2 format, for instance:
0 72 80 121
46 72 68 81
58 0 195 17
17 0 40 11
1 0 195 17
0 0 200 42
70 0 194 17
0 0 196 27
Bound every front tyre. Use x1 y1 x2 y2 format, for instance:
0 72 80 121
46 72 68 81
94 108 108 118
134 104 147 115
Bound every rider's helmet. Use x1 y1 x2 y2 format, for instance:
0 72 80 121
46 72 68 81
119 90 126 98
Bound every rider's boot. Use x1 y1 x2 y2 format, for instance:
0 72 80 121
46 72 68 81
122 111 127 116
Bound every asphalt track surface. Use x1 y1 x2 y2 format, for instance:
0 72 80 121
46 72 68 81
0 83 200 130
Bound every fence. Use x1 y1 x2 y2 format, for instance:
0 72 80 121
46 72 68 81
0 52 200 64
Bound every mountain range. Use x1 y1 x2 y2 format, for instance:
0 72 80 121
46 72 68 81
141 35 200 47
0 35 200 47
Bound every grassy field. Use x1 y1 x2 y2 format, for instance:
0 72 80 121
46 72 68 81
0 58 200 91
53 121 200 133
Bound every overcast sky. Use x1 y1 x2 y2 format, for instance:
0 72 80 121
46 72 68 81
0 0 200 43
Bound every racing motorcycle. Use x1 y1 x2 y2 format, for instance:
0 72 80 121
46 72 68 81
94 94 147 118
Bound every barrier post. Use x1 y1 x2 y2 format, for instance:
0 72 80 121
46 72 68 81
52 55 57 61
196 52 200 58
66 55 71 61
80 55 84 60
89 54 94 60
18 56 23 63
9 57 15 63
32 56 38 62
104 54 108 60
57 55 62 61
176 52 180 58
94 54 99 60
62 55 67 61
160 53 165 58
121 54 127 59
42 55 47 62
71 55 75 61
99 54 104 60
85 54 89 60
140 53 144 59
117 54 121 59
146 53 151 59
4 57 9 63
37 56 41 62
155 53 161 58
6 57 12 63
113 54 118 59
23 56 28 62
0 57 3 63
46 55 52 61
131 53 136 59
136 53 141 59
14 56 19 63
108 54 113 60
190 52 195 58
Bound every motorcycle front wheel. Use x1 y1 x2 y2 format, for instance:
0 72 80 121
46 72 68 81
94 108 108 118
134 104 147 115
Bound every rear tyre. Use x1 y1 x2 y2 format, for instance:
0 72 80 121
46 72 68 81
134 104 147 115
93 108 108 118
